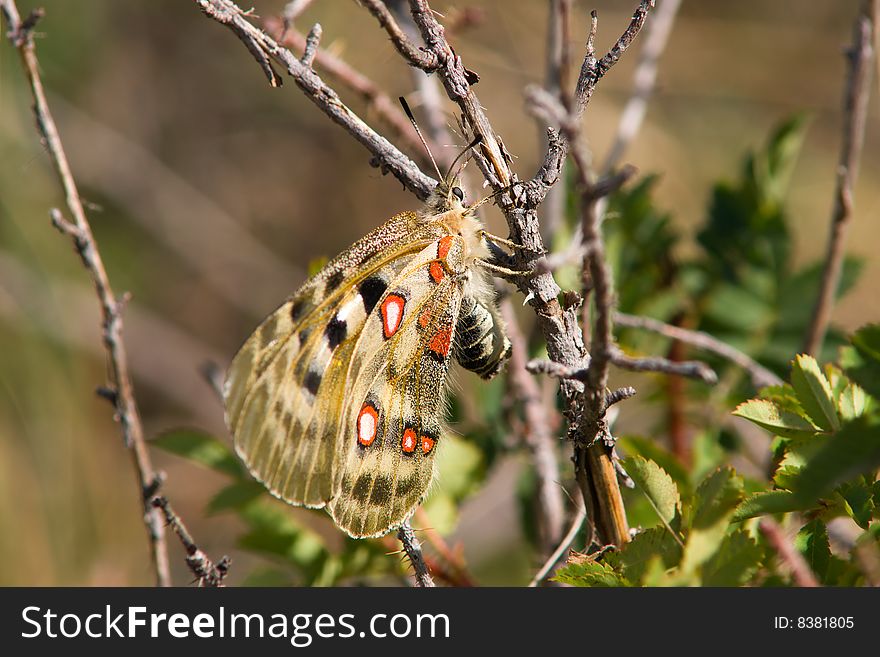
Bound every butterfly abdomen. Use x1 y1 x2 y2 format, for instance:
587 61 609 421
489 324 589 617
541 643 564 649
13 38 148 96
455 295 511 379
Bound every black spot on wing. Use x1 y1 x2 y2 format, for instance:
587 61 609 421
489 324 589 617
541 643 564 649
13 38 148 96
290 299 307 322
325 315 347 349
359 276 388 314
352 474 372 502
325 269 345 293
369 476 393 506
304 369 322 396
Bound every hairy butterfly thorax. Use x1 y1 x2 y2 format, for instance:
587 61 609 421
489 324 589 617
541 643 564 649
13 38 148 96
224 115 512 538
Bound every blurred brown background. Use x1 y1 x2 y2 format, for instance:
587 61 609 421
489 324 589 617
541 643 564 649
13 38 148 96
1 0 877 585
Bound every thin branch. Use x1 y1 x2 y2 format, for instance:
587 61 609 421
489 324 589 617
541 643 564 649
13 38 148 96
614 311 782 389
500 299 566 552
759 518 820 587
152 497 230 587
195 0 437 199
359 0 440 71
528 496 586 587
263 14 435 170
397 521 435 587
611 350 718 385
413 508 474 587
601 0 681 173
1 0 171 587
802 0 876 355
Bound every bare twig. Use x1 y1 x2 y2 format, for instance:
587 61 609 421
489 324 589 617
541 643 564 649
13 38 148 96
601 0 681 173
500 299 566 552
759 518 820 587
264 14 435 170
803 0 876 355
359 0 440 71
611 350 719 385
1 0 171 587
397 521 435 587
195 0 437 199
413 507 474 586
152 497 230 587
614 311 782 389
528 496 586 587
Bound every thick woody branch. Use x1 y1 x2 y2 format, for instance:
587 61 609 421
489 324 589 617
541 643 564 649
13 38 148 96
803 0 876 355
614 312 782 389
195 0 437 199
1 0 171 586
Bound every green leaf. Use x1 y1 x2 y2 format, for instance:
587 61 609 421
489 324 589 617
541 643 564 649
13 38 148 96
691 467 745 529
237 503 329 579
839 384 868 421
623 456 682 530
790 354 840 431
208 480 265 514
838 481 875 529
701 529 764 586
617 436 692 497
605 527 682 584
676 522 729 584
794 520 830 583
841 324 880 399
732 490 803 521
732 399 819 438
792 415 880 503
152 429 243 477
553 558 630 588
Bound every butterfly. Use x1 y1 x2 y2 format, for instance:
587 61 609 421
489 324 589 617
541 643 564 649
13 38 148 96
223 136 513 538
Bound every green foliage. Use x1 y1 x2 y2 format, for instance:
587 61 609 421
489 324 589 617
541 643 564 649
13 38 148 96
559 327 878 587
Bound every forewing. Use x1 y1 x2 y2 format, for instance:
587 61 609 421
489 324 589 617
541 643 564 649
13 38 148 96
329 236 467 537
223 212 438 508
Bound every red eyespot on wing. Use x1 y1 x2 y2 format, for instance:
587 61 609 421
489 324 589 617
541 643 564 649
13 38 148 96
401 428 417 454
437 235 455 259
429 325 453 358
381 294 406 338
429 261 445 283
357 404 379 446
420 434 435 455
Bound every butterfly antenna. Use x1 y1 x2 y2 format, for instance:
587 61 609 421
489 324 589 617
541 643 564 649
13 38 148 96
444 134 483 182
399 96 444 181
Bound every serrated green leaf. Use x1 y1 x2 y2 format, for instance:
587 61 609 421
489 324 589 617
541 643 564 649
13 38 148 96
732 490 803 521
794 520 830 583
757 384 806 416
553 558 630 587
839 384 868 420
701 529 764 586
732 399 819 438
838 481 875 529
793 415 880 503
692 467 744 529
772 464 802 491
152 429 243 477
623 456 682 530
841 324 880 398
208 480 265 514
790 354 840 431
675 522 729 585
617 436 692 497
605 527 683 584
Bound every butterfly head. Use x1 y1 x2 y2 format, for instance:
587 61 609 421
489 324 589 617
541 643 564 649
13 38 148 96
425 177 470 216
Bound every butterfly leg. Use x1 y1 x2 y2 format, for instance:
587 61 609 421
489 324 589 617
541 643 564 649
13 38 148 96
475 258 533 279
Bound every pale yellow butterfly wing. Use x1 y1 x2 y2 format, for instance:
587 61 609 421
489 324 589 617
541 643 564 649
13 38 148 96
328 235 467 537
223 211 439 507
